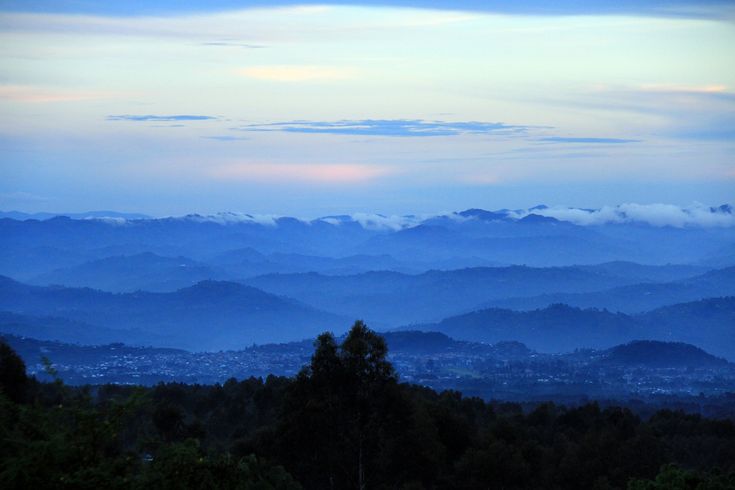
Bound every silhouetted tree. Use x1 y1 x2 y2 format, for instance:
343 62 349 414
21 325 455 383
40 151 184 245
0 340 27 403
273 321 440 489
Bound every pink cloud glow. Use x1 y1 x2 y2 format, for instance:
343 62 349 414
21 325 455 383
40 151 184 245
0 85 119 103
638 83 729 94
210 163 392 184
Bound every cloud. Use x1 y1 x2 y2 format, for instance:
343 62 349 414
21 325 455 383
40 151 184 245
522 203 735 228
237 65 355 82
539 137 641 144
235 119 527 137
201 135 250 141
639 84 731 95
0 85 117 103
200 41 265 48
169 211 421 230
347 213 424 231
1 0 732 20
209 163 392 183
150 204 735 229
107 114 217 121
179 212 278 226
537 84 735 142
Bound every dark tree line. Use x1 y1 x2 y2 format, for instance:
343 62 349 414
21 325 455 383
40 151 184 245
2 321 735 489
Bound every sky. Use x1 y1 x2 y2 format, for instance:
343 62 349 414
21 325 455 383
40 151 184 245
0 0 733 217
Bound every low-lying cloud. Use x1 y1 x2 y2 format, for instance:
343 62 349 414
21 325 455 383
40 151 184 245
522 203 734 228
343 213 423 231
179 212 278 226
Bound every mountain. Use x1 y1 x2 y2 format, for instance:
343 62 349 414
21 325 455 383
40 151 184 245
481 266 735 313
30 252 227 292
0 245 95 281
354 219 630 266
0 276 348 350
578 261 709 283
636 297 735 358
402 297 735 359
0 210 150 220
243 265 656 326
600 341 728 368
403 304 641 352
2 205 734 275
208 248 415 278
0 311 163 346
699 243 735 268
457 208 514 221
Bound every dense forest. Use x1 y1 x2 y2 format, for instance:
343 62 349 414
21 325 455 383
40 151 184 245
2 322 735 489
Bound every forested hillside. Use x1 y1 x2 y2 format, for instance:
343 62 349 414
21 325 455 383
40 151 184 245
2 323 734 489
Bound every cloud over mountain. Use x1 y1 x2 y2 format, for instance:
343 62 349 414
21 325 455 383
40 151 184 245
517 203 734 228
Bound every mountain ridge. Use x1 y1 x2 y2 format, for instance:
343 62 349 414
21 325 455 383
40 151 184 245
0 275 348 350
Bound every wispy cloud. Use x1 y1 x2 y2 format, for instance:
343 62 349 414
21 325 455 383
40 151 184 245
202 135 250 141
539 137 641 144
209 163 391 183
639 84 730 95
234 119 527 137
237 65 355 82
347 213 424 231
535 84 735 142
107 114 216 121
200 41 265 48
521 203 735 228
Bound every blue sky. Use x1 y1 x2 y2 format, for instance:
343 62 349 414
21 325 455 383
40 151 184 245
0 1 733 216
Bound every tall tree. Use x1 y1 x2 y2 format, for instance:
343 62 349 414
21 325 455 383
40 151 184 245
273 321 433 489
0 340 27 403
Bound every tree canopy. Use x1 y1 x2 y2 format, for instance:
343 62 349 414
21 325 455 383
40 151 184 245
2 326 735 489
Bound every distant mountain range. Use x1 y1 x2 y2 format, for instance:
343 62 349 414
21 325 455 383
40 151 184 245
16 252 718 325
2 206 734 280
0 311 164 346
0 210 150 220
1 269 733 357
2 205 733 358
242 265 670 326
0 276 348 350
404 297 735 359
31 252 228 292
481 266 735 313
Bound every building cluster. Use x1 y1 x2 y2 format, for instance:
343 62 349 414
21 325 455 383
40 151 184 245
27 344 735 401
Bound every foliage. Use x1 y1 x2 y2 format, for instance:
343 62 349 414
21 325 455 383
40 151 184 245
628 464 735 490
2 325 735 489
0 340 27 403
